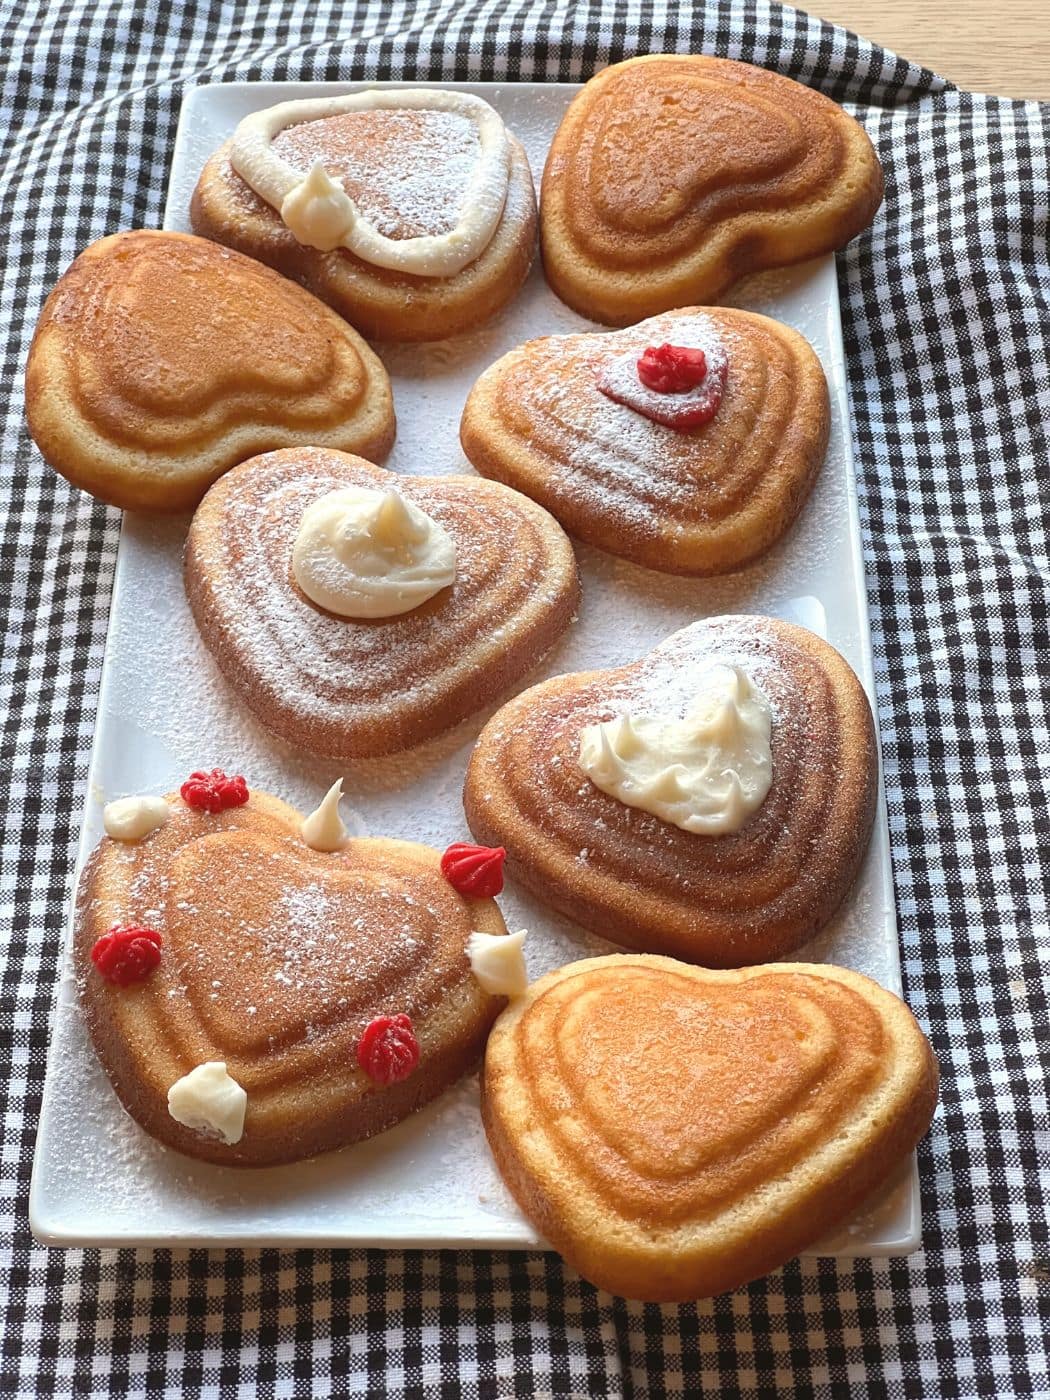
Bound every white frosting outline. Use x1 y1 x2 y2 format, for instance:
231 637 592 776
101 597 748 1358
229 89 511 276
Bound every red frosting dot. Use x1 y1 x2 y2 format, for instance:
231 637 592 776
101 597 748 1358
636 343 709 394
91 924 162 986
180 769 249 813
440 842 506 898
356 1014 420 1086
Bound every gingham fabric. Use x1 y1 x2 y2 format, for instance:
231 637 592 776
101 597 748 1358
1 0 1047 1394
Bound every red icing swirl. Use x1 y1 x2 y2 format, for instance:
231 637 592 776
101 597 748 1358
91 924 162 985
356 1013 420 1086
636 343 709 393
180 769 250 813
440 841 506 897
596 337 727 431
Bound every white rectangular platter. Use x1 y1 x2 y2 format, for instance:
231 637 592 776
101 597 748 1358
31 81 921 1255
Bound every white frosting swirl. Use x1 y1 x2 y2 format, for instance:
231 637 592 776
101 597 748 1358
301 778 349 852
292 486 456 620
280 161 357 251
167 1062 247 1145
578 666 773 835
230 89 510 276
103 794 169 842
467 929 528 998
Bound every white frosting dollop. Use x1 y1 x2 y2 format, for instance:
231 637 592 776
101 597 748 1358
467 929 528 998
103 794 169 842
167 1061 247 1145
292 486 456 619
578 666 773 835
230 89 510 276
280 161 357 251
301 778 349 852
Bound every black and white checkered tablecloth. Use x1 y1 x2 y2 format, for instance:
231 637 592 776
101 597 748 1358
1 1 1047 1395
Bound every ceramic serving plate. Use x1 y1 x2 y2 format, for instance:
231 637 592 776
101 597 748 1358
30 81 920 1254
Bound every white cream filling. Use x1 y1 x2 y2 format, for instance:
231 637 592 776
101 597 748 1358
467 929 528 998
229 89 511 276
103 794 170 842
292 485 456 620
280 161 358 252
167 1062 247 1145
578 665 773 835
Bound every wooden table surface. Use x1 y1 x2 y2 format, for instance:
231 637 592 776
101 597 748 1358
804 0 1050 99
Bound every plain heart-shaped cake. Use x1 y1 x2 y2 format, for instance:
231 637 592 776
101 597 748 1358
482 954 939 1300
184 447 580 759
25 230 395 512
541 56 884 325
75 777 515 1166
191 90 537 341
460 306 830 575
464 615 877 965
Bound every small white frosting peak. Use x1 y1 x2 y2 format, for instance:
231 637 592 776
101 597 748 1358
301 778 349 852
167 1062 247 1145
292 486 456 620
578 665 773 835
280 161 356 251
103 794 170 842
467 929 528 998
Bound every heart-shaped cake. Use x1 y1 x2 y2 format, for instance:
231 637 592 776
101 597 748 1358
541 56 884 324
482 955 939 1300
460 306 829 575
75 779 513 1166
464 615 877 965
25 230 395 513
184 447 580 759
191 91 537 341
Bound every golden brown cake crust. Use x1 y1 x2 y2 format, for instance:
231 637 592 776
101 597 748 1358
460 306 830 576
24 230 395 513
75 787 509 1167
464 615 878 966
541 56 884 324
184 447 580 759
482 955 938 1301
190 130 537 342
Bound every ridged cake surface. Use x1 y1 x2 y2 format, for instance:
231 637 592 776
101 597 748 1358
482 954 938 1300
76 787 509 1166
541 56 884 324
461 306 830 575
465 616 877 965
25 230 394 512
185 448 580 758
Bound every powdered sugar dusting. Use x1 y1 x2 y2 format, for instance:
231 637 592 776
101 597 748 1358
187 453 570 747
81 798 477 1069
273 110 486 241
498 312 744 538
496 616 811 880
596 336 727 428
620 616 787 722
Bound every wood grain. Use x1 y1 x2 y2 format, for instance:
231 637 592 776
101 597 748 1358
804 1 1050 99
